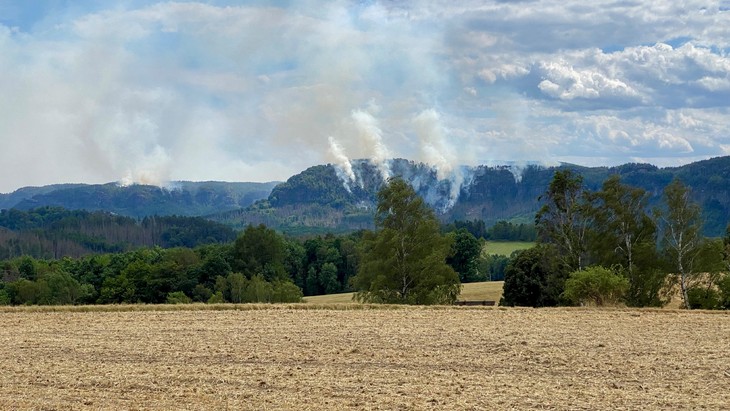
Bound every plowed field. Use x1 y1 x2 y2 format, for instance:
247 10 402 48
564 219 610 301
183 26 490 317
1 306 728 410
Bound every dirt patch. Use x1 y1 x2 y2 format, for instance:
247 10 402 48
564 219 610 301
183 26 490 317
0 306 728 410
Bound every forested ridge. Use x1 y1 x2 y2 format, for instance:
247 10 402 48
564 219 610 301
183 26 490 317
2 157 730 237
219 156 730 237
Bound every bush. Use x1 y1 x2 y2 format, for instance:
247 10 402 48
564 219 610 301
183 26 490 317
686 286 720 310
0 289 10 305
244 274 273 303
718 274 730 309
271 281 303 303
562 266 629 306
192 284 213 302
207 291 225 304
166 291 192 304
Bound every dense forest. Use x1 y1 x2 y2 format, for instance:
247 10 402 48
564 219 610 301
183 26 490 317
0 209 511 306
0 207 236 259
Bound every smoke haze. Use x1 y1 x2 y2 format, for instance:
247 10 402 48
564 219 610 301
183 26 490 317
1 1 729 193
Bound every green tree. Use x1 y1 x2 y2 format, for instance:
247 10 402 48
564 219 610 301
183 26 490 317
244 274 273 303
589 175 664 306
657 179 703 309
446 229 482 283
233 224 287 281
562 266 629 306
18 256 37 280
228 272 248 303
214 275 228 301
7 279 39 305
45 271 83 305
284 240 307 290
500 245 567 307
478 254 509 281
535 170 590 271
98 274 135 304
207 291 225 304
352 178 460 305
192 284 213 302
318 262 340 295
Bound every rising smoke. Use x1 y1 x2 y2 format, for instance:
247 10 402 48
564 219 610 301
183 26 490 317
327 136 356 192
0 2 559 195
326 106 516 213
351 108 391 181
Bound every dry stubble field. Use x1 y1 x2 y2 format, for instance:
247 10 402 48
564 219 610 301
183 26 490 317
1 305 728 410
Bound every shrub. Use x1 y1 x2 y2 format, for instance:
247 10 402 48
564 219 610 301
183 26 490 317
192 284 213 302
244 274 273 303
562 266 629 306
207 291 225 304
271 281 303 303
686 286 720 310
166 291 192 304
0 289 10 305
718 274 730 309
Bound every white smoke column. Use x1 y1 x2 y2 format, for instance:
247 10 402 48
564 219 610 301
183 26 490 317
327 136 356 192
352 109 391 180
413 109 462 210
507 162 527 183
413 109 456 179
118 145 173 187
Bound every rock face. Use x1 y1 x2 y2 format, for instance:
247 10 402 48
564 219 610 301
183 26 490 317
238 156 730 236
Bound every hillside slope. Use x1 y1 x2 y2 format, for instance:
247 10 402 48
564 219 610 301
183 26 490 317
215 157 730 237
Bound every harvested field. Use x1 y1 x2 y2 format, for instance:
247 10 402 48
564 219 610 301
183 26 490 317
303 281 505 304
1 306 728 410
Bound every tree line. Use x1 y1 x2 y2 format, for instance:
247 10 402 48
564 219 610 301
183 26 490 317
0 207 237 259
0 208 494 306
443 219 536 242
501 171 730 310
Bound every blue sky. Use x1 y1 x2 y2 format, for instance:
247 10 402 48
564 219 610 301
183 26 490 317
1 0 729 191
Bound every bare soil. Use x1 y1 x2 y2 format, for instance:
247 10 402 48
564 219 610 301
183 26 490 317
1 306 728 410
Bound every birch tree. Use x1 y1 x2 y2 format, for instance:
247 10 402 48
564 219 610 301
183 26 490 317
659 179 703 309
353 178 460 305
590 175 663 306
535 170 591 271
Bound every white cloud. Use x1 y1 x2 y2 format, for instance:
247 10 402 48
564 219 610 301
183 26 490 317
537 60 641 100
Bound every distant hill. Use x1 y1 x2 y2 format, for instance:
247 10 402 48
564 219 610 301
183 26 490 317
210 157 730 237
0 184 88 210
1 181 279 218
2 157 728 238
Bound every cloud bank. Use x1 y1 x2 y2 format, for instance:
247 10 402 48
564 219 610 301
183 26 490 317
0 1 729 192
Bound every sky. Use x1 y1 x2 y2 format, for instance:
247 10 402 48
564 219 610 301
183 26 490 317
1 0 729 193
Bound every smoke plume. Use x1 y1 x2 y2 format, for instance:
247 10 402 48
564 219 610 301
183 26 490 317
352 109 391 180
413 109 464 209
327 136 356 191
